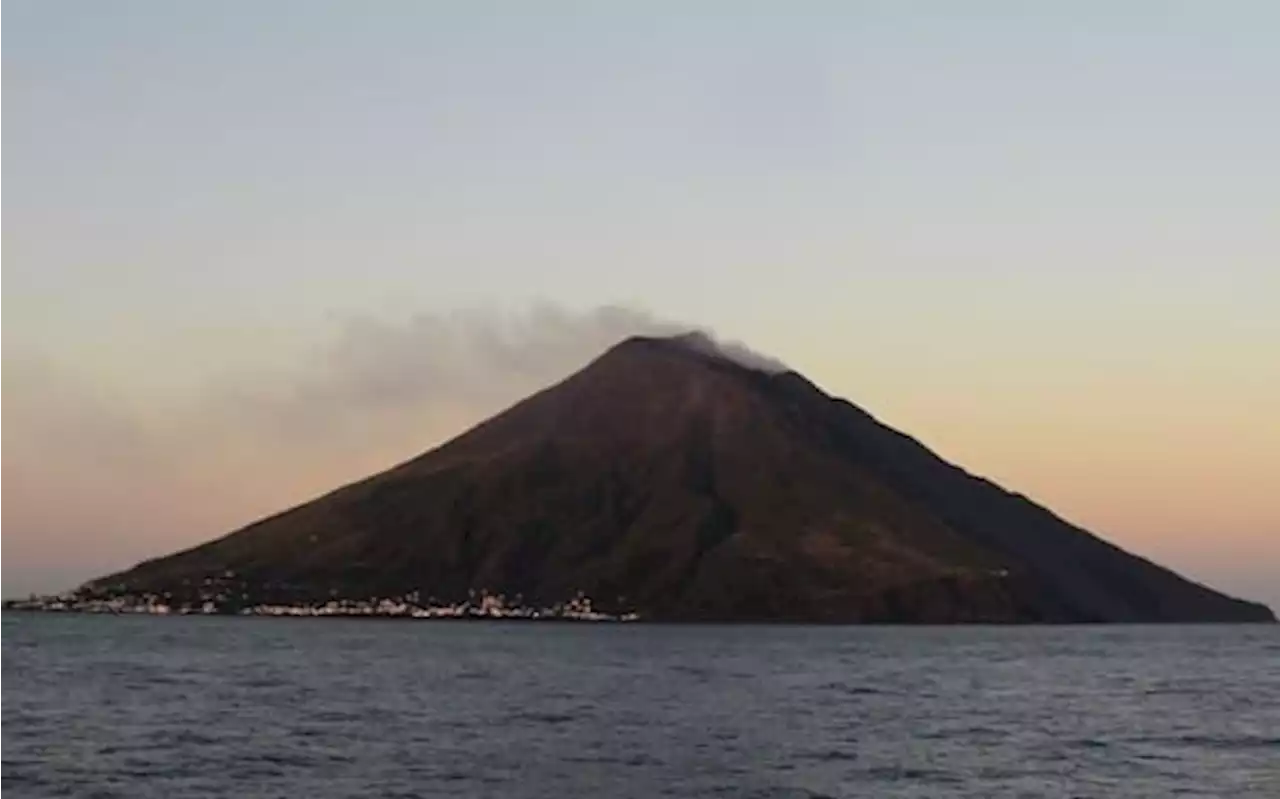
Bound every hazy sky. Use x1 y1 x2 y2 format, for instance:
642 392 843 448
4 2 1278 608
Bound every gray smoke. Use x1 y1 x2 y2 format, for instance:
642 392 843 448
222 304 785 435
667 330 789 374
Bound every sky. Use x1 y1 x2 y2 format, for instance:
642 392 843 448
4 1 1278 609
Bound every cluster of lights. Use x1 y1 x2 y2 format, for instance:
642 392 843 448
4 588 641 622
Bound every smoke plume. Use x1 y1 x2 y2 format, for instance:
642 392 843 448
668 330 789 374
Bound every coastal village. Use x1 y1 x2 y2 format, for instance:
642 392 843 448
4 588 641 622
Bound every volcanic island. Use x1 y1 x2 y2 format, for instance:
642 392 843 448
12 333 1273 624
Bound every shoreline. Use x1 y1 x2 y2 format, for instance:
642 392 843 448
5 606 1274 626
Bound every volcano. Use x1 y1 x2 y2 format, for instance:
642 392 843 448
77 334 1272 622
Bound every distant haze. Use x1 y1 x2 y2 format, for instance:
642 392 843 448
3 2 1277 610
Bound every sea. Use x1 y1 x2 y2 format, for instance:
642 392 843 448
3 615 1277 798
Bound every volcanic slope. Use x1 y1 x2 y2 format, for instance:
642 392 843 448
82 334 1274 622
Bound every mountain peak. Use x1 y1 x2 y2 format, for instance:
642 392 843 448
604 331 788 375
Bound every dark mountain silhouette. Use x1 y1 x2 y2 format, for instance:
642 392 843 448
79 334 1273 622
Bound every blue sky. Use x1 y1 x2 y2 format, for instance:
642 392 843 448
4 2 1279 605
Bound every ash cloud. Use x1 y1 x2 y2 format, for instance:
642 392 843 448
2 304 785 595
291 304 688 413
220 304 785 438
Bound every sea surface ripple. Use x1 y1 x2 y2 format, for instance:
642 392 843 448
3 616 1278 798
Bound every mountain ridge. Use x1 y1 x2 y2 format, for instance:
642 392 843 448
68 334 1274 623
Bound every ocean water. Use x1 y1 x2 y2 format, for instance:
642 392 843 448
3 615 1277 798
